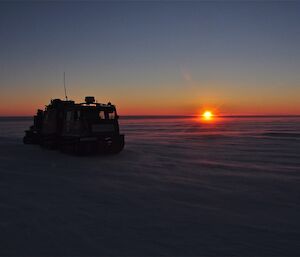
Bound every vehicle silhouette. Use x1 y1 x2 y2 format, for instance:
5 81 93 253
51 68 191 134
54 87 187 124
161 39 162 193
24 96 125 155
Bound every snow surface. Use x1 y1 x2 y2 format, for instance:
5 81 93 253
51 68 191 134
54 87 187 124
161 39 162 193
0 116 299 256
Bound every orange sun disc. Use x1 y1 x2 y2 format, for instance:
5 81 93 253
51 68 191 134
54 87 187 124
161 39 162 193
202 111 213 119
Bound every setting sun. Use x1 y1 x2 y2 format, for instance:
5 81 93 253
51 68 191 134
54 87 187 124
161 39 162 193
202 111 213 120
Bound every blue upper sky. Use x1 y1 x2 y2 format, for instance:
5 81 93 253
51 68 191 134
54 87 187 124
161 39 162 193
1 1 299 115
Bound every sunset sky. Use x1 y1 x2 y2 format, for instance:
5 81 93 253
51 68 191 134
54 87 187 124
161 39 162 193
1 1 299 116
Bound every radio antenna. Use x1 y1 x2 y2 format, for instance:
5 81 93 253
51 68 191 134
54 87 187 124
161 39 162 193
63 72 68 101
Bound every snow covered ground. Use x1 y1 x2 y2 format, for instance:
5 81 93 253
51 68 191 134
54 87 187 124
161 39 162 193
0 116 299 256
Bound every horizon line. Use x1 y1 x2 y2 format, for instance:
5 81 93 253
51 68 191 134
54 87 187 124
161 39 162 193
1 114 300 119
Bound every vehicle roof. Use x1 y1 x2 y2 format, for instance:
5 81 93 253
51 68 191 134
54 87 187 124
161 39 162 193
46 99 116 111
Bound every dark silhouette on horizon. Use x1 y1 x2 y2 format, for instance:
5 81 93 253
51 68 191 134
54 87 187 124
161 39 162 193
24 96 124 155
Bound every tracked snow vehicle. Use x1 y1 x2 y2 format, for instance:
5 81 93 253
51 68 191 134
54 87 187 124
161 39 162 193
23 96 124 154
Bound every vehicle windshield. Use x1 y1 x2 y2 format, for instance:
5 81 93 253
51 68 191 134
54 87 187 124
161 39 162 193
81 110 99 121
80 109 116 121
108 111 116 119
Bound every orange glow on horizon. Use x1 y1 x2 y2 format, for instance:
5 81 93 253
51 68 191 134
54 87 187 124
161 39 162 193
1 96 300 116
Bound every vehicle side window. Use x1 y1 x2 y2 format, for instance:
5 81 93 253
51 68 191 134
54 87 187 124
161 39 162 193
74 111 80 121
66 111 72 121
99 111 105 119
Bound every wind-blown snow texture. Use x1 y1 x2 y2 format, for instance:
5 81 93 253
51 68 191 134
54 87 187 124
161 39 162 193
0 116 299 256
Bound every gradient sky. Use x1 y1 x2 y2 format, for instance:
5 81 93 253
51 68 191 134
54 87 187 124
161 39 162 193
1 1 299 115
